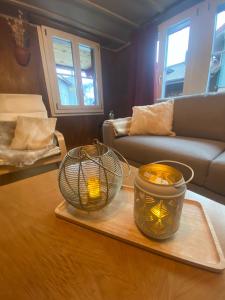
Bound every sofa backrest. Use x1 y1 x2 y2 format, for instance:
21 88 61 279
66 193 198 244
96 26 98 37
173 93 225 142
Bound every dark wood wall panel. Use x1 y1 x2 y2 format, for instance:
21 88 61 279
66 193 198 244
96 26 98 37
56 115 104 148
101 48 116 115
0 18 44 95
0 14 116 149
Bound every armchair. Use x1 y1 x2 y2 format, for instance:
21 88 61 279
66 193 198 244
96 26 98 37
0 94 67 180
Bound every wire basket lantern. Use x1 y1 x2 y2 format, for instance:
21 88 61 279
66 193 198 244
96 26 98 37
58 140 129 211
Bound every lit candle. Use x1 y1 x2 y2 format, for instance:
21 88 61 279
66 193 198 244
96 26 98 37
87 177 101 199
150 200 169 220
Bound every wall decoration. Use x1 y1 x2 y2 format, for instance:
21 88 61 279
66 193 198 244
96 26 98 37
7 10 31 66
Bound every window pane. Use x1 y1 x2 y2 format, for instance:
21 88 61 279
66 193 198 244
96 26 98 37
163 23 190 98
166 26 190 67
79 44 97 106
208 5 225 93
52 37 78 106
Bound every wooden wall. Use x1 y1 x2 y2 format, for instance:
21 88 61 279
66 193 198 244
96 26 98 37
0 14 117 149
0 18 45 95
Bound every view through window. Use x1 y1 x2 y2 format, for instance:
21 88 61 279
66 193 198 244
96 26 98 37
157 0 225 99
79 44 97 106
208 4 225 92
52 37 78 106
163 21 190 98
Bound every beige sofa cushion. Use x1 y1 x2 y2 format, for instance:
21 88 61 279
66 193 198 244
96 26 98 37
10 116 57 150
113 135 225 186
129 100 175 136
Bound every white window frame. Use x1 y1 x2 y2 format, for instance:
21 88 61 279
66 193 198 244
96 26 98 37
157 0 224 99
38 26 104 116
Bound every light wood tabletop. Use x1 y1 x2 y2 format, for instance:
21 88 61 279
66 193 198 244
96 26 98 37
0 166 225 300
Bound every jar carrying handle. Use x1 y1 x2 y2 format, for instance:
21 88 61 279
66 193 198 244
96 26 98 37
151 160 194 187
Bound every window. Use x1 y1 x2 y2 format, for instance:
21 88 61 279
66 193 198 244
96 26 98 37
163 21 190 98
38 26 103 116
208 3 225 92
157 0 225 99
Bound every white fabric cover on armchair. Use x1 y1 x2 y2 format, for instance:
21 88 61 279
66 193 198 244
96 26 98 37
0 94 47 121
0 94 61 167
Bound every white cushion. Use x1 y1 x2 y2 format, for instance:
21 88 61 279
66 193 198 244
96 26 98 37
129 100 175 136
10 116 57 150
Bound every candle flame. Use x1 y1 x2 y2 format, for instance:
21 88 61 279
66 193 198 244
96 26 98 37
150 200 169 219
87 177 101 199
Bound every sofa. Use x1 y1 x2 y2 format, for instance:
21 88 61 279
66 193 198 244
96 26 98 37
103 93 225 204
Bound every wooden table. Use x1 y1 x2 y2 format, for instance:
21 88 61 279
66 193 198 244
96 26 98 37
0 166 225 300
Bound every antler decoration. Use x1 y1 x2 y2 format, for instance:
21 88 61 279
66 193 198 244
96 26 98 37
7 10 31 66
7 10 27 48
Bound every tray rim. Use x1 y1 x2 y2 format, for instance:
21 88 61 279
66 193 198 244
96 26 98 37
55 186 225 273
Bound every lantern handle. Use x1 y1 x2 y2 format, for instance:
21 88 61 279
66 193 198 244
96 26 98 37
151 160 194 187
108 145 131 178
82 140 131 178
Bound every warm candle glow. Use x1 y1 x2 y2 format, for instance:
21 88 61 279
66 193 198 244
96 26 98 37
149 200 170 232
87 177 101 199
150 200 169 219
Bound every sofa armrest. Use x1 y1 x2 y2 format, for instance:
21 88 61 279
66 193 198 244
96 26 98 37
54 130 67 158
102 121 117 147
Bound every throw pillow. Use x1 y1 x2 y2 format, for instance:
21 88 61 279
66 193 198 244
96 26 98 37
129 100 175 136
10 116 57 150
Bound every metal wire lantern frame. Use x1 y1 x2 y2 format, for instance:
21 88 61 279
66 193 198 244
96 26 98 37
58 139 130 211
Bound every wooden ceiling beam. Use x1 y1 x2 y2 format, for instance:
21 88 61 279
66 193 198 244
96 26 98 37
5 0 128 46
144 0 204 26
72 0 139 28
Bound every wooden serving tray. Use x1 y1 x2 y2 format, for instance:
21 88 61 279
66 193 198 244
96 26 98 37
55 186 225 272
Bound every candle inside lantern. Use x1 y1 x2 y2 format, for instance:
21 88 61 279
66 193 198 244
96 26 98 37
150 200 169 219
87 177 101 199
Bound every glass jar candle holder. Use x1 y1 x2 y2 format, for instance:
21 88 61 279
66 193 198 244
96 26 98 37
134 161 194 240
